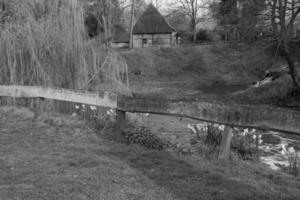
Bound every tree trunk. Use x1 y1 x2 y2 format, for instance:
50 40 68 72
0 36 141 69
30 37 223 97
271 0 278 37
290 0 295 38
193 0 198 43
192 20 197 43
278 0 300 89
107 0 112 49
285 49 300 89
101 0 112 50
129 0 135 48
282 33 300 89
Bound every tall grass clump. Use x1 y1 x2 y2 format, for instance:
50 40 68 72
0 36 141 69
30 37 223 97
189 123 262 160
280 145 299 176
0 0 130 108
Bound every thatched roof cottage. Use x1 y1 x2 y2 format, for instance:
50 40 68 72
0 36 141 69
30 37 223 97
132 4 176 48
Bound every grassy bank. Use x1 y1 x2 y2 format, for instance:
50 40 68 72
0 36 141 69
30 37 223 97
122 42 300 107
0 106 299 200
121 42 276 100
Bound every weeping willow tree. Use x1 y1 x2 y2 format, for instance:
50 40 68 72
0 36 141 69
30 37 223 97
0 0 130 99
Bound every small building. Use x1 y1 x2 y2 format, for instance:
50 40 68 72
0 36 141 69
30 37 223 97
132 4 176 48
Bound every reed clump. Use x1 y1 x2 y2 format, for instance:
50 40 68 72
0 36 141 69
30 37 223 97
0 0 130 108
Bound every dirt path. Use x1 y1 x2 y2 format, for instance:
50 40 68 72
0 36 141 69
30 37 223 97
0 107 300 200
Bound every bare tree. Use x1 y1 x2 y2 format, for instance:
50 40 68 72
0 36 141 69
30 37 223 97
0 0 6 11
129 0 135 48
178 0 199 42
178 0 211 42
266 0 279 36
276 0 300 88
150 0 162 8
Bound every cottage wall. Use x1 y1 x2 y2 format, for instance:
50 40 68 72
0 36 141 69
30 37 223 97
132 33 173 48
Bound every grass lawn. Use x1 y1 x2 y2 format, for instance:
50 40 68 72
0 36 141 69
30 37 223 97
0 106 300 200
121 43 273 99
121 42 300 107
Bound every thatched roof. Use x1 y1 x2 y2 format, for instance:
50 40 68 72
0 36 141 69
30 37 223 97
112 25 129 43
133 4 175 34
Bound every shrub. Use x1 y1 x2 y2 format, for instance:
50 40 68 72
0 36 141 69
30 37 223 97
196 123 223 148
73 104 115 132
190 123 223 145
196 29 212 42
231 128 262 160
189 123 262 160
124 125 170 150
280 145 299 176
179 29 212 43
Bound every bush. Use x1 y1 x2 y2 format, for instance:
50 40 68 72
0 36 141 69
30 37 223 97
196 29 212 42
279 145 299 176
194 123 223 148
179 29 212 43
73 104 116 132
231 128 262 160
189 123 262 160
124 125 170 150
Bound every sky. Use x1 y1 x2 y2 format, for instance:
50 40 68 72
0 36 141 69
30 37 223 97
145 0 210 16
145 0 178 12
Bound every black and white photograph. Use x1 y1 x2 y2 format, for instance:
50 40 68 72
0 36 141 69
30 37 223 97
0 0 300 199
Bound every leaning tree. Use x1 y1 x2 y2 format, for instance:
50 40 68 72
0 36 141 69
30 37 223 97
268 0 300 88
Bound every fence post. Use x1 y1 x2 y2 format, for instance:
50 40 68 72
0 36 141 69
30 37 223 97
116 109 126 140
218 126 233 160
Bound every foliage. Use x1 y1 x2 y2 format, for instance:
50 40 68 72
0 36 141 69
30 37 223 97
194 123 223 148
124 124 170 150
82 0 122 39
231 128 262 160
196 29 212 41
177 29 212 43
177 0 211 42
74 106 169 150
0 0 130 109
210 0 266 42
210 0 300 88
73 104 116 131
165 9 190 33
210 0 239 26
188 123 223 158
119 0 147 30
188 123 262 160
280 144 299 176
271 0 300 89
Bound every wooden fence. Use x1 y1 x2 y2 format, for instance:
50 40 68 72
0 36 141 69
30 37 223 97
0 85 117 108
1 85 300 159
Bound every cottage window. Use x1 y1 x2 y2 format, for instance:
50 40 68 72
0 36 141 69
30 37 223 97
142 39 147 44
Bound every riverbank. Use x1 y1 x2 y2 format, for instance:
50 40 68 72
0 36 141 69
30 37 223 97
0 106 300 200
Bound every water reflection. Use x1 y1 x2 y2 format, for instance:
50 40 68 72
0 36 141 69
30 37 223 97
260 131 300 170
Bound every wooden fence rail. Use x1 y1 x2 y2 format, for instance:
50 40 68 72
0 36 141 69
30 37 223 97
1 85 300 134
0 85 117 108
117 95 300 134
1 85 300 159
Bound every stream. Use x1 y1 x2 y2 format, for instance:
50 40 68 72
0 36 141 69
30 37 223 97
197 83 300 171
197 84 249 95
260 131 300 170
